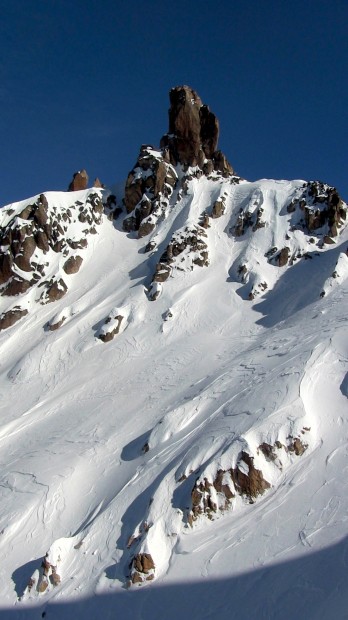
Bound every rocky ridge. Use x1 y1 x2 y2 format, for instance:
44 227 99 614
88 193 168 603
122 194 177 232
0 86 348 599
0 188 105 330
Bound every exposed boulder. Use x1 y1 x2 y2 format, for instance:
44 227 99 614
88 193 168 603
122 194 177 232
48 316 66 331
288 436 308 456
232 452 270 500
130 553 155 585
98 312 124 343
68 169 89 191
0 253 13 285
0 306 28 331
233 210 253 237
13 236 36 272
63 255 83 275
2 277 32 296
278 247 290 267
35 553 61 594
148 281 163 301
41 278 68 304
211 197 226 219
153 263 171 283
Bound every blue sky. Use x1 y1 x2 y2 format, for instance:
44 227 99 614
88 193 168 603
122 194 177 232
1 0 347 206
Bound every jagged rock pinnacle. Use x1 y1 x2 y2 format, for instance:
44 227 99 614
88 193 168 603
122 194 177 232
123 86 235 238
160 85 233 174
68 169 89 191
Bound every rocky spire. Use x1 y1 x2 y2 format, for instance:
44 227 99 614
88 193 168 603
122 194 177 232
160 85 234 175
123 86 236 238
68 169 89 191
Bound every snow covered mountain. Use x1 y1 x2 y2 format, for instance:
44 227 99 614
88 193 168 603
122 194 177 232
0 86 347 619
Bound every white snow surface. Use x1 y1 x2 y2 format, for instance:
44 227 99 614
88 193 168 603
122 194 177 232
0 177 347 619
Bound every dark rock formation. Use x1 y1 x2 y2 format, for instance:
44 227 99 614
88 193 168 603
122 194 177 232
0 191 103 315
160 86 206 167
149 225 209 298
98 313 124 343
123 146 177 237
153 263 172 283
234 210 253 237
160 85 234 175
0 306 28 331
278 247 290 267
211 197 226 219
188 432 311 525
188 451 270 524
2 277 32 296
288 436 308 456
48 315 66 331
287 181 346 238
68 169 89 191
131 553 155 585
25 552 62 595
123 86 236 240
63 255 83 274
212 150 234 177
232 452 270 500
41 278 68 303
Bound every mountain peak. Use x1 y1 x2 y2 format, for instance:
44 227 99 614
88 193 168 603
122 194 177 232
0 86 348 612
160 85 233 174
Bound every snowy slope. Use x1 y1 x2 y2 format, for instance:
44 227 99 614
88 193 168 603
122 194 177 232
0 172 347 620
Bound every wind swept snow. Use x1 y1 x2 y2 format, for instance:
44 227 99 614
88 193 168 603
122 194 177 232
0 174 347 619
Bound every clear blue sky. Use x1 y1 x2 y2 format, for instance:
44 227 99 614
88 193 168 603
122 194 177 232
1 0 347 206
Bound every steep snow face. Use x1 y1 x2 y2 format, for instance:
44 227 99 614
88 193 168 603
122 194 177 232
0 173 347 618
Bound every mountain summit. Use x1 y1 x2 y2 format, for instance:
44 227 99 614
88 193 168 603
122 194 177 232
0 87 348 616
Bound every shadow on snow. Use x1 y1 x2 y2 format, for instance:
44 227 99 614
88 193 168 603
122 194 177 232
6 535 348 620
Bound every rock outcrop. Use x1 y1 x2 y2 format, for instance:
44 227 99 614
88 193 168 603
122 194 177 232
229 180 348 301
130 553 155 585
0 190 104 324
123 146 177 237
188 433 309 524
123 86 236 239
68 169 89 191
148 224 209 300
287 181 346 238
188 451 270 524
160 85 233 175
97 310 124 342
0 306 28 331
